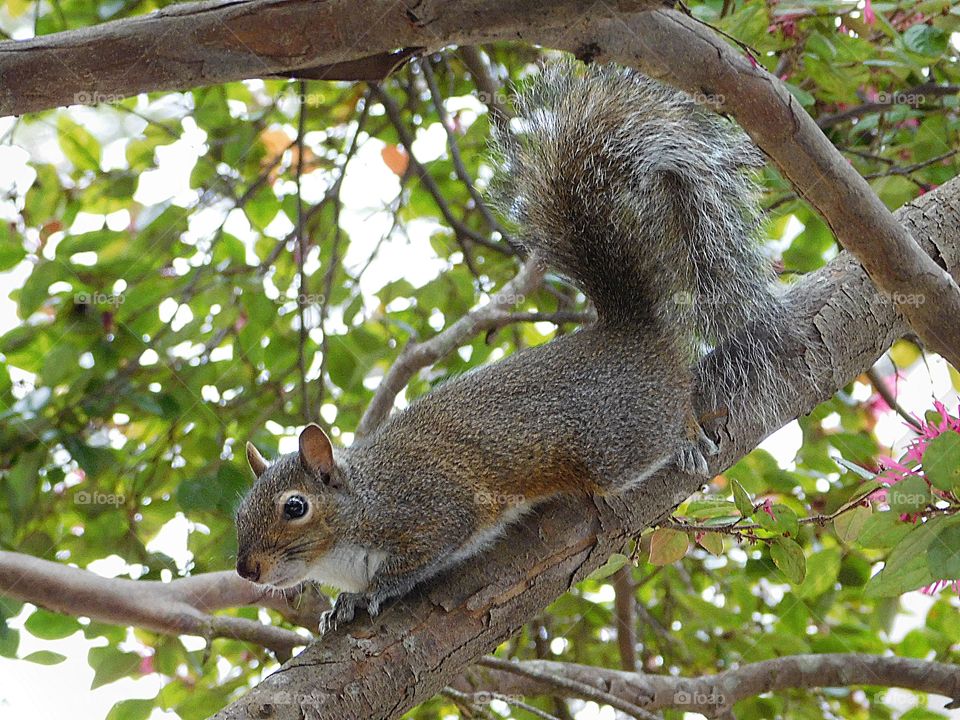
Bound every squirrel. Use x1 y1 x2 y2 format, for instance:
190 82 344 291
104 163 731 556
235 61 791 632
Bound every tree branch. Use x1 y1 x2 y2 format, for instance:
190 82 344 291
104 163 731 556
460 653 960 716
816 83 960 129
355 256 545 436
207 178 960 720
0 552 317 658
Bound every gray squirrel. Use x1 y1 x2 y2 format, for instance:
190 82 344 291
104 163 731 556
235 61 790 632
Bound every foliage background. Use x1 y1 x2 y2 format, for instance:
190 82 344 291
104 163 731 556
1 0 960 717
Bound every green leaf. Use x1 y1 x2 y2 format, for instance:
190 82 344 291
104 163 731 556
648 528 689 566
834 505 872 544
887 475 934 513
4 446 44 519
63 438 116 480
697 532 724 556
754 504 800 537
903 24 948 57
921 431 960 491
17 261 64 318
865 515 960 597
0 625 19 658
0 223 26 271
88 646 142 689
770 537 806 584
684 500 740 521
927 523 960 580
177 476 221 512
58 115 102 172
22 650 67 665
798 547 841 598
731 479 753 516
24 608 81 640
106 699 155 720
835 458 878 481
588 553 629 581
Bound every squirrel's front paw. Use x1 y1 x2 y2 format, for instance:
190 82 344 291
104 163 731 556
676 425 718 476
319 592 366 634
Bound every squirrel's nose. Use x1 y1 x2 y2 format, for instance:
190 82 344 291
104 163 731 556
236 556 261 583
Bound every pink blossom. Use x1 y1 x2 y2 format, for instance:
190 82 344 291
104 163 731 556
760 498 776 520
887 401 960 476
877 455 919 484
864 0 877 25
921 579 960 596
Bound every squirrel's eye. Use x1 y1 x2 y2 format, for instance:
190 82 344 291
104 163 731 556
283 495 308 520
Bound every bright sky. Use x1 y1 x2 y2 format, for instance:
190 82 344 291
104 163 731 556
1 50 959 720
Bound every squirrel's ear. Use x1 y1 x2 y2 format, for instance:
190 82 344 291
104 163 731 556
299 423 335 480
246 441 268 478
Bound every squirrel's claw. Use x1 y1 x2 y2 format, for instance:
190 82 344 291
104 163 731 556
676 426 718 477
695 424 719 458
319 592 365 634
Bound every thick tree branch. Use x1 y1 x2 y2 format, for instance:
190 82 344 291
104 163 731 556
207 179 960 720
0 553 318 657
460 653 960 716
0 0 656 116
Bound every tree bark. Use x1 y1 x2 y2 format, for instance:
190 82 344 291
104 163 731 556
0 554 323 657
205 179 960 720
461 653 960 716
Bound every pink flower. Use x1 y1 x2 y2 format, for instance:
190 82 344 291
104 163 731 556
886 401 960 477
864 0 877 25
877 455 919 484
921 579 960 596
760 498 776 520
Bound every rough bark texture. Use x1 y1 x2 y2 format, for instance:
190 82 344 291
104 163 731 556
206 180 960 720
459 654 960 716
0 553 322 656
0 0 654 115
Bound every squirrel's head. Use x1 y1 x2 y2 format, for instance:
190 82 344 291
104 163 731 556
234 424 351 588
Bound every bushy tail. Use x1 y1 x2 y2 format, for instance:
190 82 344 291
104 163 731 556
493 61 798 422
